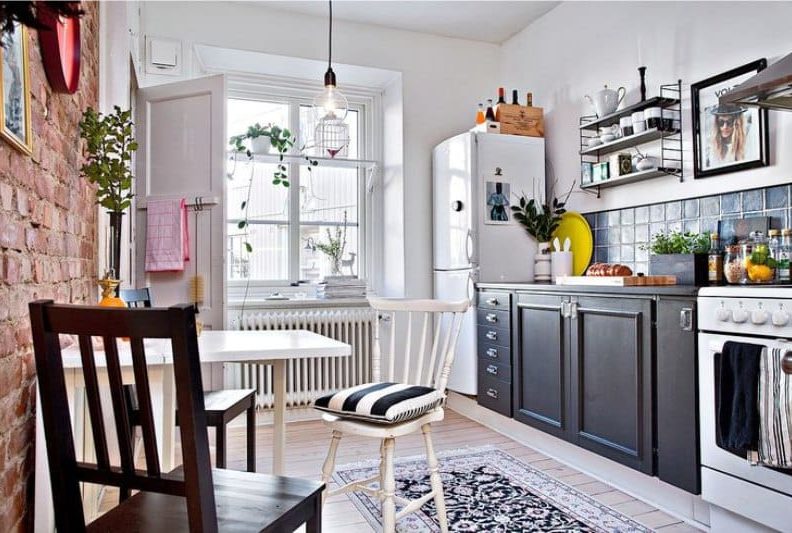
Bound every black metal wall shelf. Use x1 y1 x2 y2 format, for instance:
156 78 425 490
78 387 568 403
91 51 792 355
579 80 684 199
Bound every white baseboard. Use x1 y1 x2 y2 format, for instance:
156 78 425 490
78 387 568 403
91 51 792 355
447 392 711 530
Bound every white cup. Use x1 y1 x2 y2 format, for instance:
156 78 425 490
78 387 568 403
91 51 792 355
551 251 573 283
631 111 646 133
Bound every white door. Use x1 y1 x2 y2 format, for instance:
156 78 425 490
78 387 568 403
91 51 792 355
135 75 226 329
433 133 475 271
434 269 477 394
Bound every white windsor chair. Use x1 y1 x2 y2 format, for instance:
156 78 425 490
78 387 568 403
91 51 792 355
317 297 470 532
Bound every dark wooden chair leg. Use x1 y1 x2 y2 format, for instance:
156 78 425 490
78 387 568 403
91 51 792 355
306 493 322 533
246 403 256 473
216 424 226 469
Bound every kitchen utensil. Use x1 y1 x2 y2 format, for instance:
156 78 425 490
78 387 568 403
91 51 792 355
563 237 571 252
585 85 627 117
552 212 593 276
551 251 573 283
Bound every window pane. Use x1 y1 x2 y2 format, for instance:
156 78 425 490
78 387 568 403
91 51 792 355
300 225 359 283
299 166 359 224
228 98 289 142
228 160 289 223
300 106 359 159
227 223 288 281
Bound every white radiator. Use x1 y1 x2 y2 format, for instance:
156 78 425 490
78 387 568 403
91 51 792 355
224 307 376 409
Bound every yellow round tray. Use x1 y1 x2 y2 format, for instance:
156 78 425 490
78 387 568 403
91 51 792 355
552 212 593 276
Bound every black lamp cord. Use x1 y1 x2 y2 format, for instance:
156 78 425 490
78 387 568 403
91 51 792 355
328 0 333 70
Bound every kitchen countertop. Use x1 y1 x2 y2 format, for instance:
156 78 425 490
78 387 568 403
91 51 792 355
477 281 700 297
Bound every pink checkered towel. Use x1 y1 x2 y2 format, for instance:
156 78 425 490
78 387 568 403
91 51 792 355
144 198 190 272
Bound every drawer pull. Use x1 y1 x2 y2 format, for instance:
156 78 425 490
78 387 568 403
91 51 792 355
486 297 499 306
485 313 498 323
486 347 498 358
485 331 498 341
486 364 498 375
486 388 499 399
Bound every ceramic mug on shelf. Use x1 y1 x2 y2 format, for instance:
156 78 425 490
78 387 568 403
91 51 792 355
619 116 634 137
631 111 646 133
644 107 662 130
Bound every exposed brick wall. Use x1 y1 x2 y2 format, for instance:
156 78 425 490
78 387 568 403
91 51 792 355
0 4 99 531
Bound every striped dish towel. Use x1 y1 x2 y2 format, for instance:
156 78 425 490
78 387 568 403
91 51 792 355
144 198 190 272
758 345 792 469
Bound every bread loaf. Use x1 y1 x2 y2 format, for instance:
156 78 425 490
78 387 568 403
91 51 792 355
586 263 633 276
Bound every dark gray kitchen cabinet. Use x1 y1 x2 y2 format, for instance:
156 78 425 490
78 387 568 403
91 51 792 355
569 296 654 474
512 293 568 439
656 297 700 494
477 291 512 416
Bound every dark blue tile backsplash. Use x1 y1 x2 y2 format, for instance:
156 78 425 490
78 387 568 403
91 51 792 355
583 184 792 275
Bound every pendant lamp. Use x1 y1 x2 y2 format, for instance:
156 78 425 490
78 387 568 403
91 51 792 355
312 0 350 158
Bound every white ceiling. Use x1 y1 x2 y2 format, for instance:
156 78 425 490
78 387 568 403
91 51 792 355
253 1 561 44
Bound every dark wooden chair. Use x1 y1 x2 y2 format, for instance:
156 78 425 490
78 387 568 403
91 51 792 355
30 300 323 532
120 287 256 472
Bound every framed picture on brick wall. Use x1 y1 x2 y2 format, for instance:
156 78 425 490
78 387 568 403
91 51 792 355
0 22 32 155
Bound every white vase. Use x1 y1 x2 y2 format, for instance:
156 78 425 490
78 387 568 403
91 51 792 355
249 136 271 155
534 242 552 282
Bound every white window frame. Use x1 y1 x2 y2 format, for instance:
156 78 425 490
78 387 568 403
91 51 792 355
225 74 382 295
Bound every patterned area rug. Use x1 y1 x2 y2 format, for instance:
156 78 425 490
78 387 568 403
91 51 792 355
333 446 653 532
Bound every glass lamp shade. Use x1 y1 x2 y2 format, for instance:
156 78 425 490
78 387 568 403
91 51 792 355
312 83 349 123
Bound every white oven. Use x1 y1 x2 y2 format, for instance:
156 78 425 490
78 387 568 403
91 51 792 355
698 288 792 532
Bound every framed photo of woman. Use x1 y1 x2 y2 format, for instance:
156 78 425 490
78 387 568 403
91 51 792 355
692 59 769 179
0 22 32 155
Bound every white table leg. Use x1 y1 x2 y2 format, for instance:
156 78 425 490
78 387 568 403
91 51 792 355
273 359 287 475
161 364 176 471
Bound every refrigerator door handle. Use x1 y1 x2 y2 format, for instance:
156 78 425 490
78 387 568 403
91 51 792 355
465 229 474 265
467 271 475 301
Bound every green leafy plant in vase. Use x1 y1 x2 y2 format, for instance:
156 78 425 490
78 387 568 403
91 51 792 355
315 211 348 277
79 106 138 281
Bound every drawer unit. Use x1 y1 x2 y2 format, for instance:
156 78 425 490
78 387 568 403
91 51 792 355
477 374 511 416
476 290 512 417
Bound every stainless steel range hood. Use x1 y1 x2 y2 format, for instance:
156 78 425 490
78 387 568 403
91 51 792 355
720 52 792 111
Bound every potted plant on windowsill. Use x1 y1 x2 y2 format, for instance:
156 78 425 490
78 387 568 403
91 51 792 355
79 106 137 283
642 230 710 285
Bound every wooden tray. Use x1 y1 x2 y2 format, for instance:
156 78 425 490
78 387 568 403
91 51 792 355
555 275 677 286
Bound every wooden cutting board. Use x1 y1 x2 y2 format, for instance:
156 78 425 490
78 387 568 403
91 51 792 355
555 275 677 286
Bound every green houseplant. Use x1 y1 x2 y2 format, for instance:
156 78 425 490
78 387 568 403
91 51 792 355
642 230 711 285
315 211 348 276
79 106 138 279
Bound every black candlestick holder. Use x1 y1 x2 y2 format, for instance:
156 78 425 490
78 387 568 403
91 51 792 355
638 66 647 101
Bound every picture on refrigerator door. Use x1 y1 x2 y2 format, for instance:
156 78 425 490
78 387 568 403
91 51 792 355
485 181 511 224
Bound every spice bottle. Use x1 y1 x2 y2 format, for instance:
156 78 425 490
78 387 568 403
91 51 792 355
724 245 745 284
779 229 792 283
708 233 723 285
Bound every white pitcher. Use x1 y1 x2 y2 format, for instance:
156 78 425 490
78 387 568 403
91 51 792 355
585 85 627 118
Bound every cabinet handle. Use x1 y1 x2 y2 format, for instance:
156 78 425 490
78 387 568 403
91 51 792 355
486 297 499 306
560 301 569 318
485 313 498 323
486 364 498 375
486 347 498 358
568 302 578 320
485 331 498 341
680 307 694 331
486 388 499 399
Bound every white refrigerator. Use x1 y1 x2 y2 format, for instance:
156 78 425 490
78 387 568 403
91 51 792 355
433 132 545 394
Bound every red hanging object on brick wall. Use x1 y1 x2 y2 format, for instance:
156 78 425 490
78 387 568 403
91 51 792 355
37 6 80 94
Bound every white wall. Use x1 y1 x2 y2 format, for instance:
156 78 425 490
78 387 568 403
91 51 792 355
138 1 500 297
500 1 792 214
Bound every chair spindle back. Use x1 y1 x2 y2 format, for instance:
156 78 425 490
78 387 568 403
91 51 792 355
369 298 470 391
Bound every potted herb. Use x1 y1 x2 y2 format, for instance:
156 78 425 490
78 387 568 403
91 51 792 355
642 230 710 285
511 184 571 282
315 211 348 276
79 106 138 280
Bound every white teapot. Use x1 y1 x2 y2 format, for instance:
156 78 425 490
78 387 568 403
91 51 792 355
585 85 626 118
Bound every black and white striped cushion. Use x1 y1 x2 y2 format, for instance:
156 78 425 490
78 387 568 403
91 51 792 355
313 382 445 424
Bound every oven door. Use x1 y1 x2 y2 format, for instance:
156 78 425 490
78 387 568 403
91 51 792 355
699 332 792 497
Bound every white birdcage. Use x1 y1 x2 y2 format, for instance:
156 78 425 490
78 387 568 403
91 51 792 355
314 117 350 159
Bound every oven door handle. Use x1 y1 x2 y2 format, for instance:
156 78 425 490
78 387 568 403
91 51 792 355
784 351 792 375
709 340 792 374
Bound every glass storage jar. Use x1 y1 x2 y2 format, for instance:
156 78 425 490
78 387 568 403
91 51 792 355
724 245 745 284
742 231 776 284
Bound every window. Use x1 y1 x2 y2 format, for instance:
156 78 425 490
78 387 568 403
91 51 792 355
226 94 369 288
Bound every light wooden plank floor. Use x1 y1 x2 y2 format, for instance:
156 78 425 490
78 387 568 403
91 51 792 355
99 409 701 532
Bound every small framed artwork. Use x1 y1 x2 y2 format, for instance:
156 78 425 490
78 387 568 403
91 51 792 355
691 59 769 179
485 180 511 224
0 22 32 155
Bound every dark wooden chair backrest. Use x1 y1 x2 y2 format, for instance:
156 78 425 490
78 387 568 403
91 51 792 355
29 300 217 532
119 287 153 308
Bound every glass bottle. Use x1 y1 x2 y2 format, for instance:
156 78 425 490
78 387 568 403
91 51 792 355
475 103 486 125
723 245 745 284
497 87 506 105
744 231 775 284
708 233 723 285
485 99 496 121
511 89 519 105
779 229 792 283
769 229 782 282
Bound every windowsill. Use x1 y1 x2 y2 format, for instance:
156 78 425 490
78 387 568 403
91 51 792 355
225 297 370 310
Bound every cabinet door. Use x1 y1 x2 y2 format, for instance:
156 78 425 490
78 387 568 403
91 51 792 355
570 296 654 474
513 293 568 439
656 297 700 494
